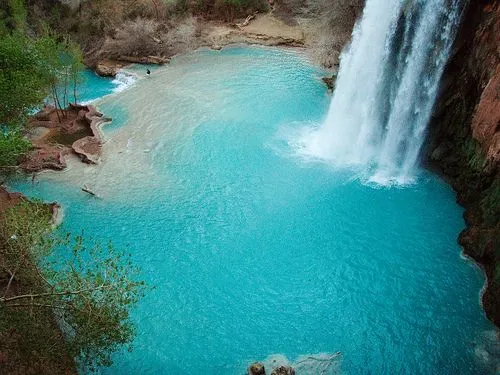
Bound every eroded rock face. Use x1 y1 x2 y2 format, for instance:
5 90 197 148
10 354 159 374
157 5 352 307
118 55 170 65
20 146 68 172
426 0 500 326
471 64 500 163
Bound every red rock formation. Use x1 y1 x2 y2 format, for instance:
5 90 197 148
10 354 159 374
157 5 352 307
22 104 110 172
471 64 500 162
20 145 68 172
426 0 500 326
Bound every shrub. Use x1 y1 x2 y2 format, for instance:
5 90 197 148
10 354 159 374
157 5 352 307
0 130 32 169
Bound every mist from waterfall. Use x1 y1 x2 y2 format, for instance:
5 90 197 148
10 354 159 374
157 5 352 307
300 0 465 184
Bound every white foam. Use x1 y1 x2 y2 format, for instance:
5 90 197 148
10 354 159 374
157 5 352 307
112 71 137 93
301 0 465 185
255 352 342 375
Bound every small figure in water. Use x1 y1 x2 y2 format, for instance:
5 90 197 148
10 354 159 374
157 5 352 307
146 68 151 76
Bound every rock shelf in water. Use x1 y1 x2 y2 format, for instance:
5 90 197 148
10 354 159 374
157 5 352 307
21 104 110 172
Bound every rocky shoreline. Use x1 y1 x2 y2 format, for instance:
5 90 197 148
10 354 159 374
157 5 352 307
21 104 110 172
426 0 499 327
90 14 309 78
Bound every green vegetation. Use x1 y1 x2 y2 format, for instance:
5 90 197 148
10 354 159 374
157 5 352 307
0 2 146 372
0 200 146 372
0 33 52 127
0 130 32 169
0 0 86 171
481 177 500 226
462 138 486 172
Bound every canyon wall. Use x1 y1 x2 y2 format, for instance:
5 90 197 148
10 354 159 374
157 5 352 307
426 0 500 326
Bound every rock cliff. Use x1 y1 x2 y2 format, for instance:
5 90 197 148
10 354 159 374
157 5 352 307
426 0 500 326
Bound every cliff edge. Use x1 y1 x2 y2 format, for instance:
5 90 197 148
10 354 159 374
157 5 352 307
427 0 500 326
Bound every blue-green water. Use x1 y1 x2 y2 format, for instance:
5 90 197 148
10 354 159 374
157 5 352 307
10 46 497 374
56 68 137 105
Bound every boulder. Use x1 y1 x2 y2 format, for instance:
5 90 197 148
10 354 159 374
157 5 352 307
95 61 118 77
248 362 266 375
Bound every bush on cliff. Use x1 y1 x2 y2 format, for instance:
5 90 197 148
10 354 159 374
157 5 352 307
0 200 146 371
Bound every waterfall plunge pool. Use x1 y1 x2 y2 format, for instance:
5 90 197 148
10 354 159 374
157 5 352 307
10 46 497 374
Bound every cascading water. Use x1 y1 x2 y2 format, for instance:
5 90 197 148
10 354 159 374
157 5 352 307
300 0 466 184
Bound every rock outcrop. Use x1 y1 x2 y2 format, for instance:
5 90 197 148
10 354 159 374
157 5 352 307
118 55 170 65
21 104 110 172
426 0 500 326
95 60 122 77
95 57 167 77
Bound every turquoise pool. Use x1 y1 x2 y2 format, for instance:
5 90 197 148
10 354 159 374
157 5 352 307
11 46 497 374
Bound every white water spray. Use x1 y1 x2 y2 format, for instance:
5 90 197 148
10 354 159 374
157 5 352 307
301 0 465 184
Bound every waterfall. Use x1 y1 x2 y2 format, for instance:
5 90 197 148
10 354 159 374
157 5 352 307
301 0 466 184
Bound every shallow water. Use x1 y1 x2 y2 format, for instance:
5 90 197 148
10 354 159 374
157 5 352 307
11 46 497 374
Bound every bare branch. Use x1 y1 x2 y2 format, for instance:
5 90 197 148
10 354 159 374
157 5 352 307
0 284 113 303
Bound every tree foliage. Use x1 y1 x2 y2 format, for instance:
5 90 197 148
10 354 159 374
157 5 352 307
0 0 86 172
0 200 146 371
0 33 53 126
0 129 32 168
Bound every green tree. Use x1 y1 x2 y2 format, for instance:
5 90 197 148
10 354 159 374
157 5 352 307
0 201 146 370
0 129 32 169
0 33 53 126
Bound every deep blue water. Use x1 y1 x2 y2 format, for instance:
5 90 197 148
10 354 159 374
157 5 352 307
11 46 496 374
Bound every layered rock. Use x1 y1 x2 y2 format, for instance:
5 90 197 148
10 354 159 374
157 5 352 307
21 104 110 172
95 57 168 77
426 0 500 326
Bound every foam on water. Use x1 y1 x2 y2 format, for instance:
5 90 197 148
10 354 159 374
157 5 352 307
10 46 497 374
111 71 138 93
65 69 138 106
297 0 466 184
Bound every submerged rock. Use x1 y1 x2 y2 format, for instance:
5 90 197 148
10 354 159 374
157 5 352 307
248 362 266 375
271 365 295 375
